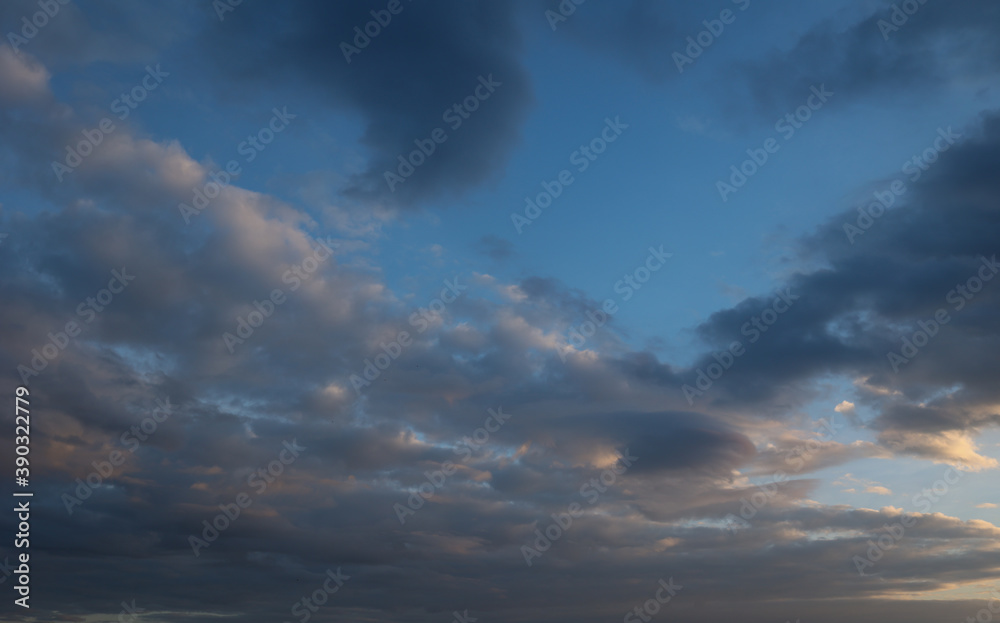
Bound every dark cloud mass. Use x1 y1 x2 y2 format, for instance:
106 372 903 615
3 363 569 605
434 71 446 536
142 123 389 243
737 0 1000 116
198 0 534 207
686 113 1000 444
474 234 515 261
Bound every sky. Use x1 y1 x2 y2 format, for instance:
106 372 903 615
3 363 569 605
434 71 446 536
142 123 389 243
1 0 1000 621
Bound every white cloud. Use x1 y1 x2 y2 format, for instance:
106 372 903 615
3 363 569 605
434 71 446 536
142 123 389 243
0 46 50 104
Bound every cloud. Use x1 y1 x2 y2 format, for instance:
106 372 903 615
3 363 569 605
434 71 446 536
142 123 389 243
879 430 998 471
0 0 190 67
835 400 856 413
0 45 50 104
555 0 1000 122
752 437 890 476
196 0 534 207
668 111 1000 465
834 473 893 496
736 0 1000 116
474 234 515 261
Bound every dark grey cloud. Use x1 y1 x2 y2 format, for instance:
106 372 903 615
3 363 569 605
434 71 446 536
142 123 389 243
736 0 1000 116
196 0 534 208
652 110 1000 465
473 234 514 261
0 0 192 67
550 0 1000 120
